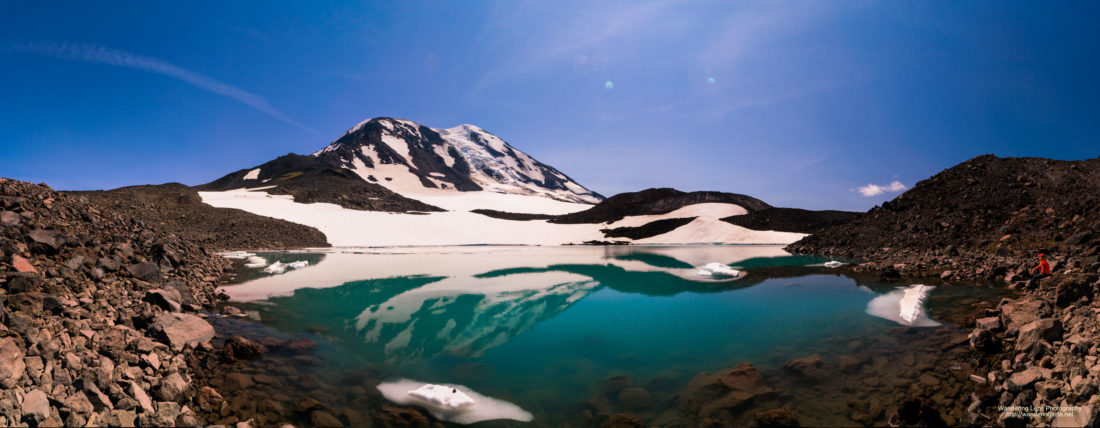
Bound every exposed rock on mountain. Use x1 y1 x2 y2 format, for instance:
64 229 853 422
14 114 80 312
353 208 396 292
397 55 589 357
551 188 771 224
195 154 442 213
722 208 861 234
77 183 331 250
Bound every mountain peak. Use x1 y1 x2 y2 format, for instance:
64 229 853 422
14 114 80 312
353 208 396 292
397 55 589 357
307 117 602 203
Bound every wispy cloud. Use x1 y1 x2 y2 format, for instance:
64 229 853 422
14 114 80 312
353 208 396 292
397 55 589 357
3 42 318 135
857 181 907 197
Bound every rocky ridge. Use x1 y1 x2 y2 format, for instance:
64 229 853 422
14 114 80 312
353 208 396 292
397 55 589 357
786 154 1100 426
0 178 233 426
77 183 331 250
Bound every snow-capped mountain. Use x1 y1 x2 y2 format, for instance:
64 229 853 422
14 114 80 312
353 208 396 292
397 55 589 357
311 117 603 204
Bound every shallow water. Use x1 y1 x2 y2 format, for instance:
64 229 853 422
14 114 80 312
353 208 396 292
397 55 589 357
215 246 1008 426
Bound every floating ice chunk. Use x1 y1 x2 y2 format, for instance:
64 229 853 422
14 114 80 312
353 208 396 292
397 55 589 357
407 384 476 411
244 256 267 268
696 262 741 278
377 379 533 424
824 260 843 268
263 260 310 274
220 251 256 259
866 284 940 327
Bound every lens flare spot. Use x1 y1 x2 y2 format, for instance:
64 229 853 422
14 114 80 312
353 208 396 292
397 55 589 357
604 81 614 90
707 77 716 84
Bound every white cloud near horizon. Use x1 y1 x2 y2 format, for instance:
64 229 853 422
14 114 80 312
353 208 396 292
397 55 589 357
3 42 318 135
857 181 907 197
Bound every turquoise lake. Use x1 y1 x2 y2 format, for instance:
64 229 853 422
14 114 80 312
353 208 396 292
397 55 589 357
217 246 1008 426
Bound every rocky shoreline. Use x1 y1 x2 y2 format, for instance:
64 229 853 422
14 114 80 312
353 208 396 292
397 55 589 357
0 178 239 426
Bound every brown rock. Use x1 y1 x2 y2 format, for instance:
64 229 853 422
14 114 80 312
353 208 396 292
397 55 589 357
1007 367 1043 391
754 408 800 427
601 413 645 428
0 210 19 227
616 388 652 410
783 354 828 379
223 373 254 390
0 337 26 388
222 336 267 362
376 404 430 427
1016 318 1063 352
311 410 344 428
10 254 36 273
22 389 50 422
680 362 773 417
196 386 224 412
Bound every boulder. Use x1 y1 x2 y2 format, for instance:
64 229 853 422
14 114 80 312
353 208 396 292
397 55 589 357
153 313 215 350
1007 367 1043 391
144 288 182 312
0 210 19 227
679 362 774 417
754 408 800 427
616 388 652 410
311 410 344 428
1016 318 1063 352
783 354 828 379
836 355 863 373
155 373 190 402
976 317 1002 332
196 386 224 412
376 404 430 427
0 337 26 388
27 229 59 250
128 380 154 413
222 336 267 362
1000 299 1048 332
21 389 50 422
126 262 162 283
10 255 36 273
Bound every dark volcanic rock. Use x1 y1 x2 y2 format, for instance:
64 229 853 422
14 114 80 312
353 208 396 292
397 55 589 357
722 207 860 234
601 217 696 240
754 408 801 427
221 335 267 362
552 188 771 224
77 183 330 250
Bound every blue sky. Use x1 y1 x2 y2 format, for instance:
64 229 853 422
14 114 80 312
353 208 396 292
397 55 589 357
1 1 1098 210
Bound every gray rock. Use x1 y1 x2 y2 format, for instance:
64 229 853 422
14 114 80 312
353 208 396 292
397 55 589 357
143 289 182 312
126 262 162 283
0 337 26 388
0 210 20 227
21 389 50 422
27 229 59 249
153 313 215 350
1017 318 1063 352
97 256 121 272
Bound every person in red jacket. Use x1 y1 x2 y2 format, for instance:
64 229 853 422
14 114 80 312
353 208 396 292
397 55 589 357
1027 253 1051 289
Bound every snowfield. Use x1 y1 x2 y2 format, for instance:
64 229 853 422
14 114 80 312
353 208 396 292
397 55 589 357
198 188 806 247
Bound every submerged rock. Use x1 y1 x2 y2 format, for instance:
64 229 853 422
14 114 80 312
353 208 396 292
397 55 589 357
679 362 774 418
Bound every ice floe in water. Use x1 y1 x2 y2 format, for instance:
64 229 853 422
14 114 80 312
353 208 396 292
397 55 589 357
220 251 256 259
243 256 267 268
377 379 533 424
262 260 310 274
824 260 843 268
696 262 741 278
866 284 940 327
407 384 476 410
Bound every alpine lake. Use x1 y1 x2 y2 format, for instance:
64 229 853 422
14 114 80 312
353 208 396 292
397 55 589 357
205 245 1013 427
